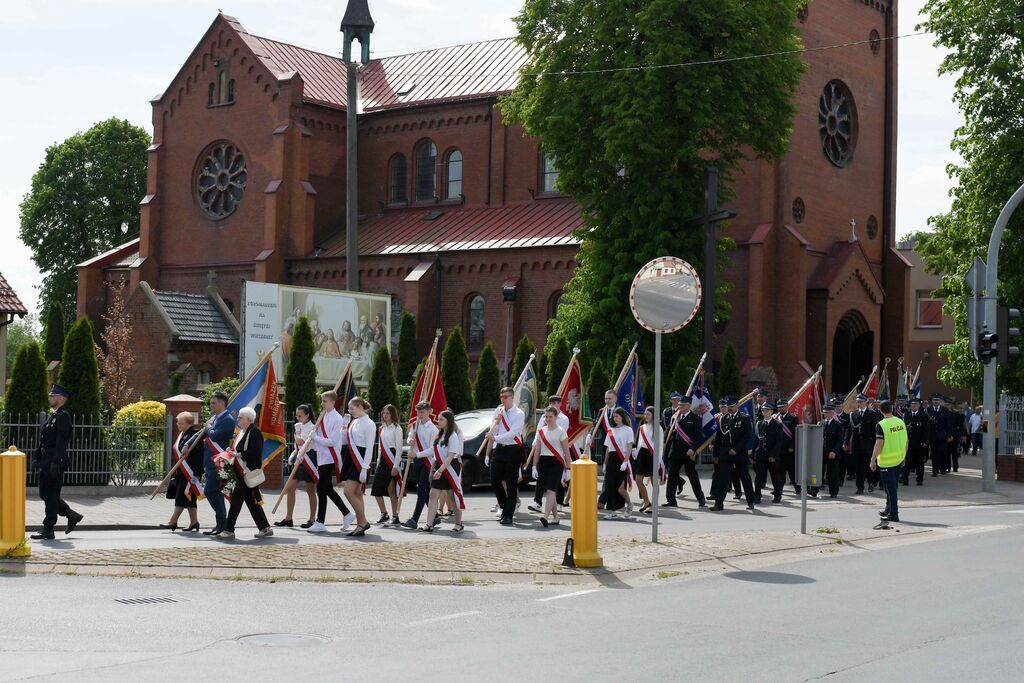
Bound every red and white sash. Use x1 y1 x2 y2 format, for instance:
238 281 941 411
346 421 366 472
175 433 203 500
777 415 794 441
538 428 567 468
606 427 633 489
430 442 465 509
673 418 693 446
320 419 342 477
415 428 433 470
292 423 320 482
378 426 404 495
499 409 523 448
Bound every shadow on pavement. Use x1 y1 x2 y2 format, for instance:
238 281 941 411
723 570 816 585
894 520 949 528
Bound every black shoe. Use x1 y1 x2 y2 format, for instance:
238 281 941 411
710 504 724 511
184 522 200 533
916 480 923 486
879 510 889 517
698 501 707 508
868 485 875 493
65 511 84 534
747 502 755 510
773 496 782 504
274 519 294 527
880 514 900 522
662 501 678 508
433 515 442 527
203 526 223 536
158 523 178 531
753 495 762 504
499 517 513 526
809 490 818 498
830 493 837 498
30 530 55 540
540 517 549 527
899 479 908 486
856 489 864 495
846 475 855 481
300 520 315 529
376 513 390 524
932 472 939 477
391 515 401 525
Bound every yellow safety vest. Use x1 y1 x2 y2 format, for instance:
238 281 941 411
877 416 908 468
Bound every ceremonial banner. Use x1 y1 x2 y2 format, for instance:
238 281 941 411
555 353 592 445
737 389 759 453
910 361 922 399
225 354 287 467
408 337 447 424
877 358 891 401
863 365 880 400
690 367 719 450
787 369 823 425
896 359 907 398
513 359 539 446
614 350 645 429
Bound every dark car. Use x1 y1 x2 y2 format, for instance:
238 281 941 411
455 408 546 489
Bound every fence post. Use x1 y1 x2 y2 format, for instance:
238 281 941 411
164 412 174 471
998 392 1007 455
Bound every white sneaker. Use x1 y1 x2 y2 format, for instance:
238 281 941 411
495 511 504 520
527 503 543 513
342 512 356 531
604 512 620 520
490 503 499 513
307 522 328 533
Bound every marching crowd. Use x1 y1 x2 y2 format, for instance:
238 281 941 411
29 381 983 540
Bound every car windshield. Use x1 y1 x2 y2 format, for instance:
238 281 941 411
455 411 495 438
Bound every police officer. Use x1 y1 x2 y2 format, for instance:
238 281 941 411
30 384 83 540
753 402 783 504
776 398 799 494
871 400 908 526
901 397 930 485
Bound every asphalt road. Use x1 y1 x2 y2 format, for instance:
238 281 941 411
3 511 1024 681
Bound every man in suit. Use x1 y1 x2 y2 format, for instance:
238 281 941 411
928 393 950 476
850 394 881 494
712 397 755 511
664 397 706 508
30 385 84 540
753 402 783 504
822 403 846 498
777 398 800 494
902 397 931 485
202 390 236 535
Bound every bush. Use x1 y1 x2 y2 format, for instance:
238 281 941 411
107 401 165 486
202 376 240 421
285 316 317 414
368 345 399 420
114 400 166 427
441 326 473 413
473 341 501 409
611 339 632 379
396 311 418 384
4 341 48 417
397 383 413 421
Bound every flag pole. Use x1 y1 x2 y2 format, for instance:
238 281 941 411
685 352 708 398
397 333 441 510
271 359 352 514
612 343 639 392
149 342 280 499
555 347 581 397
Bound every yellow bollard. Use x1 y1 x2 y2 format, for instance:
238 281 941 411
1 446 31 558
569 455 602 568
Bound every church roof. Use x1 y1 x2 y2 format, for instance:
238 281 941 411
0 272 27 316
154 290 239 344
224 15 527 112
316 198 583 258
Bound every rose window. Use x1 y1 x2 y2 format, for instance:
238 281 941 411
196 142 247 219
818 80 857 168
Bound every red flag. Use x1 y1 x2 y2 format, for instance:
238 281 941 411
408 337 447 424
863 365 880 399
787 372 823 425
555 354 592 444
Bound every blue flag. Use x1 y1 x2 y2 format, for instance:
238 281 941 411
690 368 719 448
225 356 287 466
615 352 645 429
737 389 758 453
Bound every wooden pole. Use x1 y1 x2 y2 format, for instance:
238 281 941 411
395 334 440 516
270 360 351 514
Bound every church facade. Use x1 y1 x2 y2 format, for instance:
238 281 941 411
78 1 907 399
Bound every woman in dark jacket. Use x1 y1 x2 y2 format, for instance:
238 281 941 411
161 412 203 532
219 407 273 539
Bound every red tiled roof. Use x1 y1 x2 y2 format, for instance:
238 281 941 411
0 272 28 316
317 199 583 258
224 15 526 113
76 238 140 270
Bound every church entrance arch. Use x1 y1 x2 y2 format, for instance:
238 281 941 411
831 309 873 394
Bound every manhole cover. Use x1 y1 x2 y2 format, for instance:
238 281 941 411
237 634 329 648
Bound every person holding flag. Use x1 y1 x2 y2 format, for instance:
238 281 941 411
306 390 355 534
529 406 572 526
485 386 526 526
586 390 619 510
415 410 466 534
371 404 405 526
776 398 800 495
603 406 636 519
402 401 441 530
274 404 318 529
753 402 783 505
664 396 706 508
219 406 274 540
160 412 202 533
201 390 235 536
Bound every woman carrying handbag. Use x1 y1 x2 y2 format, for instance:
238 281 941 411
219 406 274 539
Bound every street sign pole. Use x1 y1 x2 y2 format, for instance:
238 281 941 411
651 331 662 542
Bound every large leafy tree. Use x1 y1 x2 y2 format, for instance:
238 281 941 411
19 118 150 320
502 0 805 368
917 2 1024 393
4 315 39 369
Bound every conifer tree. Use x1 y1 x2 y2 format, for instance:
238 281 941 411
473 341 502 409
367 345 399 420
44 302 65 363
57 317 103 417
396 311 418 384
285 316 318 414
4 341 48 416
441 326 473 413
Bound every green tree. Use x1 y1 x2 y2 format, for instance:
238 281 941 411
396 311 418 384
716 343 742 399
545 335 572 396
4 341 48 416
611 339 633 381
511 334 536 385
441 326 473 413
367 345 399 420
586 357 610 415
502 0 805 369
474 341 502 409
671 355 694 396
4 315 39 369
916 2 1024 392
641 369 656 412
57 317 103 417
284 317 317 414
19 118 150 318
44 303 65 362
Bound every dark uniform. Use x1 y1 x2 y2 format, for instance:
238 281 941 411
850 398 881 493
709 400 729 503
665 407 706 507
712 399 755 510
927 396 949 475
33 385 83 539
946 399 962 473
777 401 800 494
753 405 783 503
822 407 846 497
902 401 930 485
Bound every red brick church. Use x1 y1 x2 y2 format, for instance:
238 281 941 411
78 0 908 399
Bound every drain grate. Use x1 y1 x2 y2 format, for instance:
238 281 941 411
115 597 180 606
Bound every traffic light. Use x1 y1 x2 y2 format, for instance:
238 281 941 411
977 328 998 364
997 306 1021 363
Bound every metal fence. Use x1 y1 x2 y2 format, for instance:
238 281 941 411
1 411 169 486
1000 394 1024 455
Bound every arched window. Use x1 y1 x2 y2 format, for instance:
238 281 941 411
389 154 407 204
550 291 567 320
414 139 437 202
467 295 485 349
445 149 463 199
218 71 229 105
542 153 559 194
227 79 235 103
390 297 403 346
208 83 216 106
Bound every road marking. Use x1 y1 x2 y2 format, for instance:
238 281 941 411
536 589 600 603
1002 509 1024 514
404 611 481 626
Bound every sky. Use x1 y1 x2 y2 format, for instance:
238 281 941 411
0 0 962 321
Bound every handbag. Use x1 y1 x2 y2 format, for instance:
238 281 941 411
243 467 266 488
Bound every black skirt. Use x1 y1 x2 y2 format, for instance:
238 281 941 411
293 450 316 483
634 447 654 477
536 456 564 494
431 458 461 491
370 449 401 496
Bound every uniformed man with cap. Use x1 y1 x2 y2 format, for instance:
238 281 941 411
776 397 800 494
850 393 881 494
30 384 84 540
709 397 730 503
901 396 930 485
753 401 783 504
711 396 755 511
663 391 683 431
754 389 769 425
664 396 706 508
945 395 963 473
821 403 846 498
927 393 950 476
